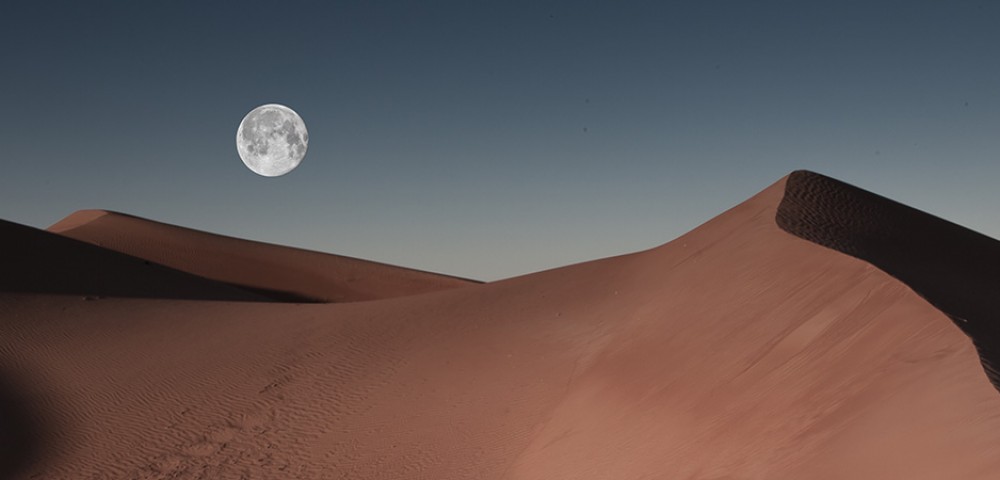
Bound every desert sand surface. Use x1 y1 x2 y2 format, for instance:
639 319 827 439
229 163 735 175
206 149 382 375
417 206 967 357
3 171 1000 479
49 210 479 303
0 218 264 301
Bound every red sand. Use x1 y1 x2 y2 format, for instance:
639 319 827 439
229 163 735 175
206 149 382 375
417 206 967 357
49 210 479 302
2 173 999 478
0 218 263 301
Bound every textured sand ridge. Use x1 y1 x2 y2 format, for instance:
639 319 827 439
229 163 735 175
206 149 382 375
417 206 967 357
2 171 999 478
49 210 479 303
777 170 1000 391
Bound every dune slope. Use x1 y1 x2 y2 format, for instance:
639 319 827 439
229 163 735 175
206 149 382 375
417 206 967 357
777 170 1000 391
49 210 479 303
0 219 264 301
2 171 998 478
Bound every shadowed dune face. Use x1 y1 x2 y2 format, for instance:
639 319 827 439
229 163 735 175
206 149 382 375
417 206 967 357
0 219 265 301
48 210 480 303
777 170 1000 391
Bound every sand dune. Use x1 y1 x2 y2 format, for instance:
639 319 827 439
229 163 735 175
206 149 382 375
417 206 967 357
2 171 999 478
49 210 479 303
777 170 1000 391
0 219 264 301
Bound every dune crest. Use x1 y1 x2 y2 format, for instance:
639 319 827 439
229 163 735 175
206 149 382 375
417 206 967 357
46 209 110 233
778 170 1000 391
49 209 480 303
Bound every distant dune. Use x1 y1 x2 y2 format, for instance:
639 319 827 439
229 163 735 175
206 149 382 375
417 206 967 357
2 171 999 479
0 218 264 301
49 210 479 302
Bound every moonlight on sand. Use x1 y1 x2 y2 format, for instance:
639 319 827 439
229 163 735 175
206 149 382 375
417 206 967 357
236 104 309 177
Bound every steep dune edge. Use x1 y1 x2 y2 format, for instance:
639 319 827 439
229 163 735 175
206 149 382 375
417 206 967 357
777 170 1000 391
0 219 265 301
49 210 480 303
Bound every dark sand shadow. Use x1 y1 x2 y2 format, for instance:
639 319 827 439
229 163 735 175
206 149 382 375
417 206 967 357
777 170 1000 391
0 219 284 302
0 367 50 478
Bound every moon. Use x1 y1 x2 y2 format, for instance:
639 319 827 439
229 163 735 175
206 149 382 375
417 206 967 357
236 104 309 177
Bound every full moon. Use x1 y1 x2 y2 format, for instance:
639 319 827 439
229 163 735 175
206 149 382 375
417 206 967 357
236 104 309 177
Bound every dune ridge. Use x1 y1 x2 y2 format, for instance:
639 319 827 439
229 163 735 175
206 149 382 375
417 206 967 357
0 218 264 301
49 210 480 303
1 171 998 478
777 170 1000 391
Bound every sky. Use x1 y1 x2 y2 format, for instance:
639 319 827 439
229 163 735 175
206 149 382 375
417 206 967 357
1 1 998 281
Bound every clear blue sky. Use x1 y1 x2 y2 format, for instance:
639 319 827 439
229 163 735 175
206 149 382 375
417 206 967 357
2 1 998 281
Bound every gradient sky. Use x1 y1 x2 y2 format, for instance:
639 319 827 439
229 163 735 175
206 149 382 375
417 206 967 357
2 1 998 281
